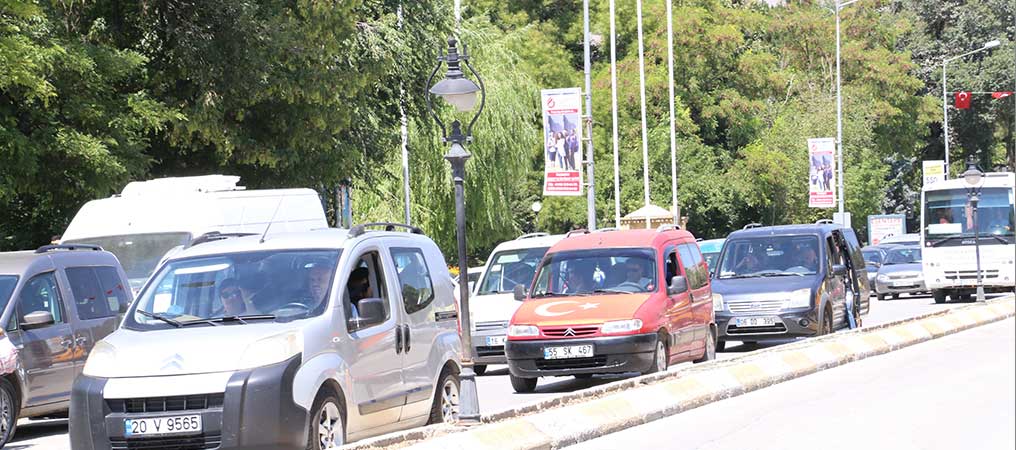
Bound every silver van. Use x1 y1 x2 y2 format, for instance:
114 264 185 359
69 224 461 449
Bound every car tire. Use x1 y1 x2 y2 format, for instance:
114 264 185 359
307 390 345 450
716 340 726 353
819 306 833 335
0 377 18 448
892 294 899 300
693 327 716 364
509 374 537 393
428 368 460 424
933 291 947 304
473 364 487 376
644 338 668 374
877 293 886 301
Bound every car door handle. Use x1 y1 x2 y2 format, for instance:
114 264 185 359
395 326 404 354
403 325 411 353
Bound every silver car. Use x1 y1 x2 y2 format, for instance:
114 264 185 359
70 224 461 449
874 246 926 300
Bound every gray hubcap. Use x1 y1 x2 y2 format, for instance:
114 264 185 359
317 401 342 448
706 331 716 360
440 378 460 423
0 388 11 440
655 341 667 371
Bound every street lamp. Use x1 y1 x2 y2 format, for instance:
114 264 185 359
834 0 859 219
426 36 485 424
961 155 985 302
942 39 1001 177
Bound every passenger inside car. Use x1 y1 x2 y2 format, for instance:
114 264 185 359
564 263 594 294
346 266 372 319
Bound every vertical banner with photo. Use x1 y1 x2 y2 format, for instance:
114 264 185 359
807 138 837 208
922 160 945 186
541 88 584 196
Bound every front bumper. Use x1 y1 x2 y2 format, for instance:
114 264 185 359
716 309 819 342
470 327 508 365
875 278 927 295
70 355 307 450
505 333 658 377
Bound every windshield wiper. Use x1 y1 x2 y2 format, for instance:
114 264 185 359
761 271 805 277
592 288 633 294
182 314 277 326
929 235 966 247
135 309 183 328
530 292 566 298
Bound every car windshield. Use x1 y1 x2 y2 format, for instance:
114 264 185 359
476 247 550 295
0 276 17 315
924 187 1015 243
64 232 192 291
862 250 882 265
531 248 657 296
718 235 821 278
702 252 720 270
126 249 340 329
885 247 921 265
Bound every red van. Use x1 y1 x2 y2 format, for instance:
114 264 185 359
505 227 717 393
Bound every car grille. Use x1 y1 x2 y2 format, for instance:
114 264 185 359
944 270 999 280
107 394 225 414
110 433 221 450
475 345 505 357
475 320 509 332
725 298 784 315
726 323 788 335
541 326 599 337
535 356 608 370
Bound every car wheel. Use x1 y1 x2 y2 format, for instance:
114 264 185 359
307 391 345 450
509 374 537 393
892 294 899 300
428 369 460 424
819 306 833 335
693 327 716 364
0 377 17 448
716 339 726 353
473 364 487 376
933 291 947 304
877 293 886 301
644 338 668 374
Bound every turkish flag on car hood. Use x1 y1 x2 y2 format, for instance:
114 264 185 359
992 91 1013 100
955 91 972 109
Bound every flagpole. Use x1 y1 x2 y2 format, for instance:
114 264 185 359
636 0 651 229
610 0 621 228
943 61 950 178
666 0 678 226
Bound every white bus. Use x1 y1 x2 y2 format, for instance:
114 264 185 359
921 171 1016 303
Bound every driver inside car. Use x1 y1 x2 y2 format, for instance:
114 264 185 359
621 260 651 290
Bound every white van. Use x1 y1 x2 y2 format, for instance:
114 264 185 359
69 224 461 449
469 232 565 375
60 175 327 292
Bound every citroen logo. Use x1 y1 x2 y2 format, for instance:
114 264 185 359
161 354 184 372
563 328 576 337
751 302 763 310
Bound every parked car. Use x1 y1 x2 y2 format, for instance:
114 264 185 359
711 222 870 351
70 224 461 449
0 245 132 447
453 266 484 295
60 175 328 293
698 238 726 270
469 233 565 375
505 226 716 393
861 246 887 292
874 246 926 300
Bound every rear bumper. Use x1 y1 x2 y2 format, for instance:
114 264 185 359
70 355 307 450
505 333 658 377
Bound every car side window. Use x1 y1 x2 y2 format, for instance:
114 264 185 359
686 244 709 289
390 248 435 315
66 267 124 320
664 246 681 287
344 251 391 332
825 237 838 271
17 272 65 326
96 267 131 315
677 244 707 290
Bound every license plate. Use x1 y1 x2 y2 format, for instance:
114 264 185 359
543 345 593 360
891 281 913 287
124 415 202 437
734 316 779 328
486 335 507 346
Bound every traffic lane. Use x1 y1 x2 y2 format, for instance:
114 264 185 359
8 418 68 450
567 318 1016 450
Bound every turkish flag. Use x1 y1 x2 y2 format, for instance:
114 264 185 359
955 91 971 109
992 91 1013 100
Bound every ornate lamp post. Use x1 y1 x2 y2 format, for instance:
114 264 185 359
961 156 985 302
426 36 485 424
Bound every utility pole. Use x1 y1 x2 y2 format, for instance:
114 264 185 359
583 0 597 230
667 0 679 226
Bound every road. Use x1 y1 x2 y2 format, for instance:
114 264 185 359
567 317 1016 450
4 293 999 449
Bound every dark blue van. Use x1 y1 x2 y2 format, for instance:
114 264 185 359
710 222 870 350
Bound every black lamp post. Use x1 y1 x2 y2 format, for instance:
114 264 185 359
426 36 485 424
962 155 985 302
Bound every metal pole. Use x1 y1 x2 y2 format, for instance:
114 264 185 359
636 0 651 229
583 0 597 231
972 191 985 301
943 62 950 177
610 0 621 228
667 0 678 226
398 3 411 225
835 4 845 216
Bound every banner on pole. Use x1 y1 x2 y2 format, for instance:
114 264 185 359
807 138 836 208
922 160 945 186
867 214 906 246
541 88 584 196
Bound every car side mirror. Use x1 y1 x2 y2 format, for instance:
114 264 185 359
513 284 527 301
21 310 54 329
668 276 689 295
350 297 386 329
832 264 848 277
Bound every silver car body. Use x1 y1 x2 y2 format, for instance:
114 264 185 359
875 262 926 296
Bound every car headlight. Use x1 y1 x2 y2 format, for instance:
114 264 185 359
877 274 890 282
238 330 303 370
783 288 812 309
600 319 643 335
712 293 724 312
508 325 539 337
82 341 117 377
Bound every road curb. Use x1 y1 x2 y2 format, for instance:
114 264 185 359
344 296 1015 450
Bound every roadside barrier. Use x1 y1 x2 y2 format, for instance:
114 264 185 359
344 296 1015 450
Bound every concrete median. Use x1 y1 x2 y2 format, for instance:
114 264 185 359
343 296 1015 450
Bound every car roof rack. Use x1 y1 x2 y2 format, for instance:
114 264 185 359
656 224 682 233
189 232 259 247
349 222 423 238
565 229 589 237
814 219 835 225
595 227 620 233
35 244 103 254
516 232 549 240
742 223 764 230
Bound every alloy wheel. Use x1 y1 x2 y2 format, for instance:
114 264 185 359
0 387 11 440
317 401 343 449
440 378 460 423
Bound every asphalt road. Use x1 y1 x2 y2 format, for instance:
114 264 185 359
6 292 1002 449
566 317 1016 450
